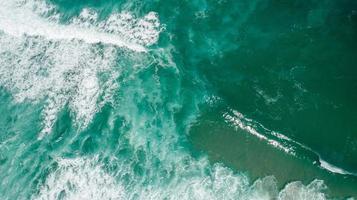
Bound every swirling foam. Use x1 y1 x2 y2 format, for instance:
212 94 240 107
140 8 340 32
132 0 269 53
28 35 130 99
34 158 126 200
0 34 120 138
33 157 328 200
0 0 162 138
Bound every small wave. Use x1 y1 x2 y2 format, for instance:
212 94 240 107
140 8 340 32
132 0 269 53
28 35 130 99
223 109 296 155
223 108 357 177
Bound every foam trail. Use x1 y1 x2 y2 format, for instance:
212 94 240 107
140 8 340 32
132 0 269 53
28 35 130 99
319 159 356 176
0 0 146 52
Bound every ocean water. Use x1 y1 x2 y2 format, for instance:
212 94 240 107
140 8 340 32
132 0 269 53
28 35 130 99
0 0 356 199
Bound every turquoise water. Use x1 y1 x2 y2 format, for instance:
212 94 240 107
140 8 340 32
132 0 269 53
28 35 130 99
0 0 356 199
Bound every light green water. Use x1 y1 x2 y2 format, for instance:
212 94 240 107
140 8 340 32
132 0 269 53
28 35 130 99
0 0 356 199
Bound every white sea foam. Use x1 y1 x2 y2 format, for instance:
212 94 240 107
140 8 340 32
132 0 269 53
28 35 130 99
34 156 329 200
34 157 126 200
0 34 119 138
0 0 162 138
0 0 160 52
71 8 161 48
278 180 327 200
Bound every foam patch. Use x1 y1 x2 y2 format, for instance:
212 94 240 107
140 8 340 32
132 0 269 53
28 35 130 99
0 0 162 138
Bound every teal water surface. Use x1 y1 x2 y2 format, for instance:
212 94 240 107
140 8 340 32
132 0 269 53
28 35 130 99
0 0 356 199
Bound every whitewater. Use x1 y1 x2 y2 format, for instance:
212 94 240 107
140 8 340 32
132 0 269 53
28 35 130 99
0 0 349 199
